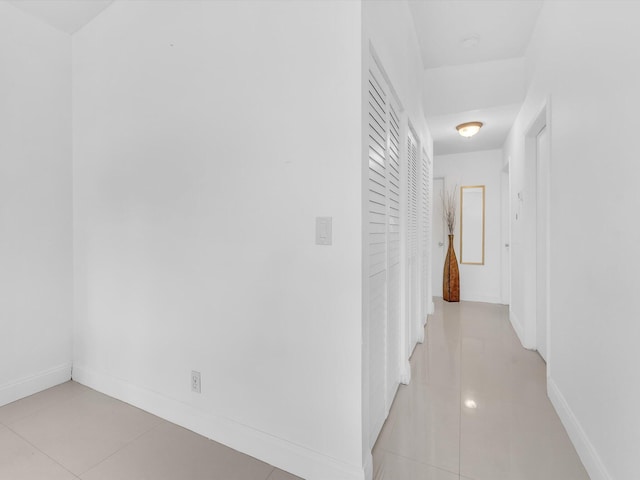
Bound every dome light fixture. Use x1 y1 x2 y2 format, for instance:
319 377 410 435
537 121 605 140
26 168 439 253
456 121 483 138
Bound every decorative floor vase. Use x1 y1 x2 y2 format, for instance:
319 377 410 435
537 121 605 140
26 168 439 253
443 234 460 302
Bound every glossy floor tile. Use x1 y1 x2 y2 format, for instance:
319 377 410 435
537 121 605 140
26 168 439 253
0 382 301 480
373 298 590 480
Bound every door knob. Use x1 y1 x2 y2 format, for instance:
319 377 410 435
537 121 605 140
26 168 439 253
438 242 444 247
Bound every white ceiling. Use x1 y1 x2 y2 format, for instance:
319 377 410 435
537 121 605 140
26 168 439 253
408 0 543 69
409 0 544 156
8 0 114 34
428 103 521 156
7 0 539 156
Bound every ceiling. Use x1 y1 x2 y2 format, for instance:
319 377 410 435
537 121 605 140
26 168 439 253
8 0 114 34
408 0 544 156
7 0 540 156
408 0 543 69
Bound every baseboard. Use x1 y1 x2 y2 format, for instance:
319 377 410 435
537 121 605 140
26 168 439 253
509 308 530 349
548 379 611 480
72 365 366 480
0 363 72 408
460 293 503 304
399 360 411 385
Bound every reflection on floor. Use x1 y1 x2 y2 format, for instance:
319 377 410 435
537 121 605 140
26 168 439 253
373 298 590 480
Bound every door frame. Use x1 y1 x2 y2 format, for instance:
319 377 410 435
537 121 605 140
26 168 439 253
523 99 552 375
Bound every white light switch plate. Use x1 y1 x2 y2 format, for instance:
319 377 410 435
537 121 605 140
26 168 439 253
316 217 332 245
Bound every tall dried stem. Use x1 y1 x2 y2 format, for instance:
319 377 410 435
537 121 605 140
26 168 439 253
441 184 457 235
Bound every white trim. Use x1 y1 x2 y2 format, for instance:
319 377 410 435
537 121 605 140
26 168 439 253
399 360 411 385
0 363 72 407
458 294 504 305
509 308 534 350
368 42 404 115
72 366 366 480
548 379 612 480
362 452 373 480
429 300 435 315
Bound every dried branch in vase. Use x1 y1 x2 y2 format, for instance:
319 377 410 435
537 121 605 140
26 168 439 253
441 184 457 235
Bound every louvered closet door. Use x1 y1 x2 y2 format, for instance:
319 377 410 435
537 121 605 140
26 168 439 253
420 150 431 325
386 102 401 407
407 130 419 347
367 62 388 447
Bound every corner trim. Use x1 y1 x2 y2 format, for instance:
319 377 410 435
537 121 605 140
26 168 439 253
0 363 72 407
548 378 612 480
72 365 366 480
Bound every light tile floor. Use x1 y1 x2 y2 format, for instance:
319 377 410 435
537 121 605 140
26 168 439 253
372 298 591 480
0 381 301 480
0 299 590 480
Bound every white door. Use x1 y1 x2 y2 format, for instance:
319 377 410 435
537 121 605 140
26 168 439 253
420 150 430 325
406 129 419 348
367 56 403 447
536 127 550 361
367 60 388 446
432 178 445 297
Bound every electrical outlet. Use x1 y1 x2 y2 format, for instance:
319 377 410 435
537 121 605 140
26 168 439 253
191 371 201 393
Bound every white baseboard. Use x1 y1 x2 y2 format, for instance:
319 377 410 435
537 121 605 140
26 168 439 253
509 309 530 349
0 363 72 407
460 293 503 304
72 365 366 480
399 360 411 385
548 379 611 480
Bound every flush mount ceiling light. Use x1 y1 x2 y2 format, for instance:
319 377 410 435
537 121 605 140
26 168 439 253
456 121 483 138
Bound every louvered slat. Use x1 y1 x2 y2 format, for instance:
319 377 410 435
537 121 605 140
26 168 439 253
368 64 388 448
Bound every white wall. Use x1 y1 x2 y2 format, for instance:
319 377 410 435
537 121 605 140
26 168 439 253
505 2 640 479
72 2 364 479
434 150 503 304
0 3 73 405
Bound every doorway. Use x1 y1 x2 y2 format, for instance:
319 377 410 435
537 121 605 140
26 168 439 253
524 103 550 363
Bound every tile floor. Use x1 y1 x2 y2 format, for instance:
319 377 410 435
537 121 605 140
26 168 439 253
372 298 591 480
0 381 300 479
0 299 590 480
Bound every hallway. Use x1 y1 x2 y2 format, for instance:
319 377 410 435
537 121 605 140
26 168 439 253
372 299 589 480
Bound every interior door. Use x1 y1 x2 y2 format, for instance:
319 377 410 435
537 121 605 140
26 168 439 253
432 178 445 297
536 126 550 361
406 129 419 348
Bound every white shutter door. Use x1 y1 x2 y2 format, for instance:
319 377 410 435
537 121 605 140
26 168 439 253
420 150 431 325
386 102 401 407
407 130 419 347
367 64 388 447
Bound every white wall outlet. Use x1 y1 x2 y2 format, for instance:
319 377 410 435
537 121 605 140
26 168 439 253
191 370 201 393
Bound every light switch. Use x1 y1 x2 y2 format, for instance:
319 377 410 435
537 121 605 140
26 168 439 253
316 217 332 245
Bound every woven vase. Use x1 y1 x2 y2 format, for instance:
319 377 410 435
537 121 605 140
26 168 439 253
443 234 460 302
